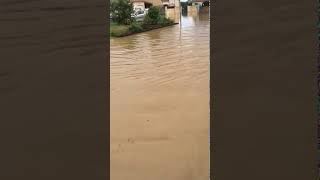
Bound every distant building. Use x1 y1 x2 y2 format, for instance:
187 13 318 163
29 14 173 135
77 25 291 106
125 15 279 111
190 0 208 6
130 0 163 11
161 0 176 8
130 0 152 11
187 0 209 14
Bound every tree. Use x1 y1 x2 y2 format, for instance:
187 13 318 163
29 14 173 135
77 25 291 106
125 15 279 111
144 6 160 25
110 0 134 25
203 1 209 7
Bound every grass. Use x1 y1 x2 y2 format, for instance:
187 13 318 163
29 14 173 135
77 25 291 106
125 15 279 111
110 22 130 37
110 19 177 38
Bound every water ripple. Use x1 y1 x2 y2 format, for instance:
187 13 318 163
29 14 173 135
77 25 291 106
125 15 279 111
111 12 209 91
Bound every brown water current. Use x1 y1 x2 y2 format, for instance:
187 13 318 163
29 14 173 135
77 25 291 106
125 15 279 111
110 8 210 180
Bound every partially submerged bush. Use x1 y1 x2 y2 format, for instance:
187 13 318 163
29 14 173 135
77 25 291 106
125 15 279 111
143 6 174 26
144 6 160 25
158 15 174 26
143 15 152 25
129 22 143 33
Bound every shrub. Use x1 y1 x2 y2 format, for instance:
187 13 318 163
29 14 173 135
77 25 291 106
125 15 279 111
110 0 134 25
158 15 174 26
144 6 160 25
110 23 130 37
129 22 143 33
143 15 153 25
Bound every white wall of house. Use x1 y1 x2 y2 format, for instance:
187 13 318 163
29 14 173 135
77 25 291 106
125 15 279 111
149 0 162 6
133 2 145 11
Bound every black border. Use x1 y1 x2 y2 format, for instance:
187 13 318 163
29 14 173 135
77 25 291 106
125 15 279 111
0 1 109 179
0 0 318 179
211 0 317 179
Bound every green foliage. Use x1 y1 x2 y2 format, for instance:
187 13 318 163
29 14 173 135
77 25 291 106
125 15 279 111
110 23 130 37
110 0 134 25
129 22 143 33
147 6 160 20
143 15 153 25
144 6 160 25
202 1 209 6
143 6 174 26
158 15 174 26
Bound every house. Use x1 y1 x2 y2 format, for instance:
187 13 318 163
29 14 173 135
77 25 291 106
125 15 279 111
130 0 151 11
161 0 175 8
130 0 162 11
187 0 209 14
190 0 208 6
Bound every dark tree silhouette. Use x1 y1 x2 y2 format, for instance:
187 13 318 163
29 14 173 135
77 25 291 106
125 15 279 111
110 0 134 25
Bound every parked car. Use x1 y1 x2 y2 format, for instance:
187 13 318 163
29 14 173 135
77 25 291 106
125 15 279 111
131 10 145 21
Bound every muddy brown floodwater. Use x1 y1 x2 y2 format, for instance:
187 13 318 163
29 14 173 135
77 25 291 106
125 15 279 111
110 8 210 180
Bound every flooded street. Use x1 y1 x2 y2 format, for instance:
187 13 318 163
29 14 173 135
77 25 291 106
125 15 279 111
110 8 209 180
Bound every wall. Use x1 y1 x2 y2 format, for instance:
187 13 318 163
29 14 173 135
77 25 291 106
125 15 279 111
133 2 145 10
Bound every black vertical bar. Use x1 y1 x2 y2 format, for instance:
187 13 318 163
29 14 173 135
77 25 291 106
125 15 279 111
0 0 109 179
211 0 317 179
